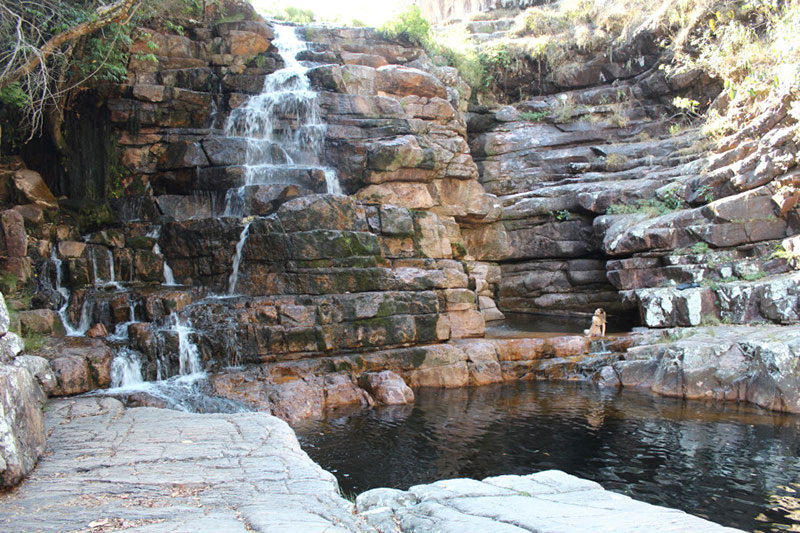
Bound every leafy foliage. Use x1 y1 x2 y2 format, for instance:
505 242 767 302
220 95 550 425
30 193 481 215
378 5 431 46
272 6 316 24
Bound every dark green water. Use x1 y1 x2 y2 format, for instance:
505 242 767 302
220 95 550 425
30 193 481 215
293 381 800 532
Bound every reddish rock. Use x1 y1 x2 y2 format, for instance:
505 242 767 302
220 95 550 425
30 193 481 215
17 310 65 336
87 323 109 338
11 205 44 226
11 170 58 210
33 337 113 395
0 210 27 258
376 65 447 99
341 52 388 68
57 241 86 259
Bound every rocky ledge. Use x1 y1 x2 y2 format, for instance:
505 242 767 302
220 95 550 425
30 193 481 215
0 398 739 532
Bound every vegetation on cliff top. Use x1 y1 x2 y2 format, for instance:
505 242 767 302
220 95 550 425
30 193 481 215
378 0 799 139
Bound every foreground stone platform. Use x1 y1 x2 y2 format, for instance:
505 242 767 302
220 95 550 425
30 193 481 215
0 398 361 532
0 398 740 532
357 471 741 532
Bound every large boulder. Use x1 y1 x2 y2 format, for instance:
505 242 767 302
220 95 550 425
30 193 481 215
0 364 46 488
613 326 800 413
33 337 114 395
11 170 58 210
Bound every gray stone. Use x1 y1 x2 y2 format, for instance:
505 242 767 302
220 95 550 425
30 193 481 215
358 371 414 405
0 400 363 532
0 332 23 364
12 355 57 395
357 470 740 532
0 364 46 488
0 291 9 336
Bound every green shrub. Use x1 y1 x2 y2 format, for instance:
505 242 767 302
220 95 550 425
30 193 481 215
273 6 316 24
606 196 685 217
691 242 711 254
519 110 549 121
378 5 431 46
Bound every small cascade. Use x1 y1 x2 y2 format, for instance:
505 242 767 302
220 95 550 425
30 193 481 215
324 168 342 196
148 228 178 286
108 297 137 341
51 248 91 336
111 347 144 387
88 246 122 290
173 314 204 376
103 319 245 413
589 339 611 355
154 243 177 286
227 220 252 295
222 24 341 217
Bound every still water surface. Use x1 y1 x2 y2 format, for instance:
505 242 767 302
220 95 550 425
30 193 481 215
293 382 800 531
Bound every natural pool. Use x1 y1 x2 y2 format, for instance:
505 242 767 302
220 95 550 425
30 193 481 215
293 381 800 532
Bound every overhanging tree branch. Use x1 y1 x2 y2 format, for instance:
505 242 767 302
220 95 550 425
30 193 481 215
0 0 137 90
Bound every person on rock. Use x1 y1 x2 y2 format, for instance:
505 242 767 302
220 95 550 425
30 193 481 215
586 308 606 337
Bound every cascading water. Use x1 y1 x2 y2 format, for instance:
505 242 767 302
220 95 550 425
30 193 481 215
101 312 246 413
223 24 341 217
88 246 122 290
51 248 91 336
111 347 144 387
148 228 178 286
227 220 252 295
173 314 203 376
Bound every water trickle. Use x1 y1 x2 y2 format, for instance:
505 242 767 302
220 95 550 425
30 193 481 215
227 220 252 295
590 339 610 355
148 227 178 286
155 243 177 286
222 24 340 217
88 245 122 290
51 248 90 336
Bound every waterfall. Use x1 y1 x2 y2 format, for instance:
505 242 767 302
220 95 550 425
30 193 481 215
88 246 122 289
154 243 177 286
227 220 252 295
111 347 144 387
52 248 91 336
148 227 178 286
173 314 204 376
223 24 341 217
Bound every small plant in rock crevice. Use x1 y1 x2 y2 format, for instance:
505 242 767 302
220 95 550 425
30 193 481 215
519 110 549 121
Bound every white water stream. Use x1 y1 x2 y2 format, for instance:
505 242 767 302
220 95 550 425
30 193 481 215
52 248 91 336
227 220 253 295
223 24 341 217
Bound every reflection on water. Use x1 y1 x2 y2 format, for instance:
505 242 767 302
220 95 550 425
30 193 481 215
293 382 800 532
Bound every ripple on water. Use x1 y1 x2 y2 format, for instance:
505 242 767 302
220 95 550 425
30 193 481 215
293 381 800 532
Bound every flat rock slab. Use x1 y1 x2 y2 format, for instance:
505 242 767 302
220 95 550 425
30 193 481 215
0 398 362 532
356 470 742 533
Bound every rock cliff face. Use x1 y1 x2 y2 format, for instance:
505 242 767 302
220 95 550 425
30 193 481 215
0 0 798 447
